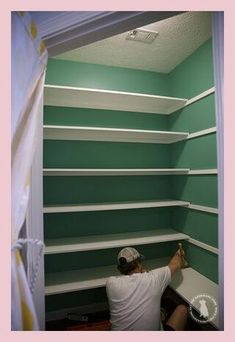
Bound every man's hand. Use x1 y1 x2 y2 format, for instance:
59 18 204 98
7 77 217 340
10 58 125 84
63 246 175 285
168 248 185 277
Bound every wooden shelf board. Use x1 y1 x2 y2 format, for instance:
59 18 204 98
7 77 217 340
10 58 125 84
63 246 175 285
170 267 219 328
188 204 218 215
43 200 190 213
45 257 170 295
44 84 188 115
43 168 190 176
188 169 217 175
43 125 188 144
45 229 189 254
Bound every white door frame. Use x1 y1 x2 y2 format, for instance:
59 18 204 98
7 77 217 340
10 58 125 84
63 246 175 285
212 11 224 331
27 96 45 330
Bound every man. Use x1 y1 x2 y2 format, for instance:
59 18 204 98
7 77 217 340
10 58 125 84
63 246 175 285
106 246 188 331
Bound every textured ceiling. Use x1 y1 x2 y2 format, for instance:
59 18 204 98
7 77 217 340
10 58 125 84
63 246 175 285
55 12 212 74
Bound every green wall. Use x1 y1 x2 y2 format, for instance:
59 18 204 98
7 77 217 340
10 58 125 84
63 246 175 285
43 176 172 205
44 207 172 239
44 106 168 131
184 242 218 283
167 38 218 284
44 38 218 315
44 141 171 169
46 59 169 96
168 39 214 98
171 175 218 207
168 94 216 133
171 208 218 248
170 135 217 169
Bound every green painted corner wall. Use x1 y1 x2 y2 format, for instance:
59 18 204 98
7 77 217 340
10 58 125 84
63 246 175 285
171 207 218 248
171 175 218 208
168 39 214 98
184 242 218 283
168 94 216 133
170 134 217 169
167 38 218 283
43 35 219 315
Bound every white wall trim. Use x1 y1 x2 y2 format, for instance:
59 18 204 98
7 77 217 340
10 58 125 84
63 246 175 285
185 87 215 107
188 238 219 255
188 204 218 214
187 127 217 140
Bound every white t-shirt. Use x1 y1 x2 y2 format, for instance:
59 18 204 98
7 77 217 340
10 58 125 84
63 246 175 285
106 266 171 331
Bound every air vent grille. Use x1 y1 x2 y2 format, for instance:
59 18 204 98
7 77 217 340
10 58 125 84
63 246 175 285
126 28 158 44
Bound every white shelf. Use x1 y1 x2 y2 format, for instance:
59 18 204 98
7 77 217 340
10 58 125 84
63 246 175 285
45 258 218 328
44 84 188 115
45 257 170 295
43 168 190 176
188 204 218 215
187 127 216 140
185 87 215 107
45 229 189 254
188 169 217 175
43 125 188 144
43 200 190 214
188 238 218 254
43 168 217 176
170 267 218 328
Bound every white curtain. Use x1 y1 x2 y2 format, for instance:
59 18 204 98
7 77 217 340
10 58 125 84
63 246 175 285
11 12 47 330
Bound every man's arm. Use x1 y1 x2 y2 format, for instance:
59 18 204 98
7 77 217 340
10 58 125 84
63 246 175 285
168 249 185 277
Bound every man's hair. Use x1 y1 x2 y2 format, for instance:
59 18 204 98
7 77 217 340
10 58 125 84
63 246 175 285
117 259 141 275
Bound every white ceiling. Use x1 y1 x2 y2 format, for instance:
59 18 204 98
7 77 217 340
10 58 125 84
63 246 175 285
55 12 212 74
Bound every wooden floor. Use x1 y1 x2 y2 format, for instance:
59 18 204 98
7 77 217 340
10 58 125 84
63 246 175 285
46 310 111 331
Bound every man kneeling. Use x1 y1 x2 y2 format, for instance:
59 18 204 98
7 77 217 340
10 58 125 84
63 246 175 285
106 247 188 331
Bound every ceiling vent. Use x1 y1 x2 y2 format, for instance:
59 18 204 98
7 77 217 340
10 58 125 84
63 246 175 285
126 28 158 44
